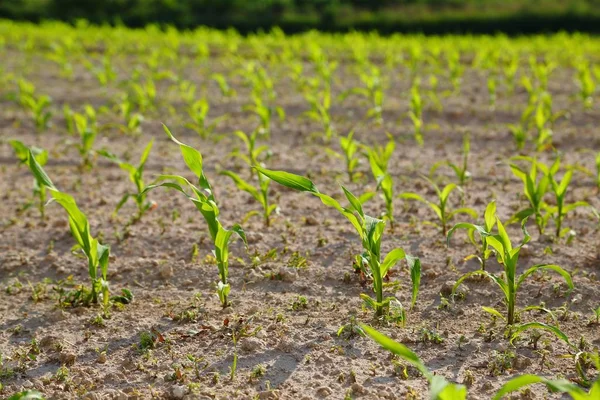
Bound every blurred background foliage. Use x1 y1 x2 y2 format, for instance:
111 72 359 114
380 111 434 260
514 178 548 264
2 0 600 34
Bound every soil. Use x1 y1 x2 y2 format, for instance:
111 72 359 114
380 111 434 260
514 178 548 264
0 45 599 400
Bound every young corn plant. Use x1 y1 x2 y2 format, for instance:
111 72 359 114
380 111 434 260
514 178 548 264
541 157 589 239
408 80 424 146
220 168 277 227
452 214 573 329
73 109 98 168
142 125 247 307
430 133 471 187
447 201 497 271
447 50 464 94
324 130 361 182
487 73 497 109
361 324 467 398
186 98 228 139
211 73 236 98
97 140 155 223
575 61 596 110
254 166 421 318
25 151 111 309
399 177 477 236
9 140 49 219
230 130 271 174
20 92 52 131
304 89 334 142
509 157 550 235
244 94 284 138
362 324 596 400
340 63 385 124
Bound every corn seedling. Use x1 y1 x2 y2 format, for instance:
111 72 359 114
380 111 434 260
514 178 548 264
9 140 49 219
487 73 497 109
324 130 361 182
244 94 284 138
304 89 334 142
542 157 590 238
84 54 117 87
221 167 277 227
186 98 227 139
452 213 573 328
575 61 596 109
97 140 154 223
142 125 247 307
73 109 98 168
408 80 424 146
211 73 236 97
447 50 464 94
25 151 111 309
508 157 550 234
20 92 52 131
230 130 271 176
255 166 421 318
363 135 396 224
430 133 471 187
340 63 385 124
447 201 497 271
399 177 477 235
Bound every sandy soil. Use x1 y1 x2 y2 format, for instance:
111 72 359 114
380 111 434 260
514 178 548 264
0 47 599 400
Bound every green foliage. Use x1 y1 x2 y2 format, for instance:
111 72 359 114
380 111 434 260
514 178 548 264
430 133 471 187
365 136 396 225
408 80 424 146
186 98 227 139
453 211 573 327
325 130 362 182
9 140 49 218
142 125 247 307
255 166 421 318
447 201 497 271
97 139 155 222
399 177 476 235
25 150 111 309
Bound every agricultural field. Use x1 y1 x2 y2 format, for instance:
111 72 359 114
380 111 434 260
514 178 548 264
1 21 600 400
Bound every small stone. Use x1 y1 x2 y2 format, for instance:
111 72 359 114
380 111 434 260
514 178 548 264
316 387 332 397
172 385 187 399
240 337 264 353
59 352 77 366
351 383 366 395
520 244 534 258
317 354 333 365
159 264 173 279
305 216 319 226
440 280 467 297
97 353 107 364
247 232 264 244
278 267 297 283
40 335 62 350
83 393 101 400
22 380 34 388
46 309 67 322
258 390 280 399
513 355 532 370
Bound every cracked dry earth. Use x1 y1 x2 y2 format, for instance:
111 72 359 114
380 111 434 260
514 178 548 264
1 48 600 400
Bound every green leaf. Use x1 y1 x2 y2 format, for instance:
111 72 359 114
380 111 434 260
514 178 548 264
484 201 497 232
163 124 204 180
492 375 580 400
360 324 430 379
26 150 56 190
407 255 421 309
380 248 406 277
517 264 573 292
482 306 506 320
221 170 261 203
341 185 364 216
254 166 318 193
510 322 571 347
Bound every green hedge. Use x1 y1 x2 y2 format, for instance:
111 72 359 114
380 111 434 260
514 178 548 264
1 0 600 34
